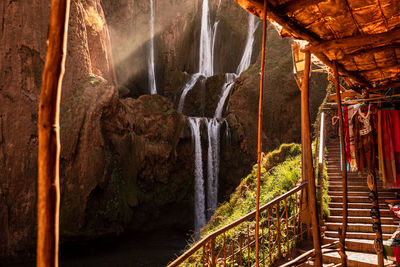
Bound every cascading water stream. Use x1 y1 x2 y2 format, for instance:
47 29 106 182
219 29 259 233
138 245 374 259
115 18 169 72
214 73 236 118
177 74 203 112
177 0 218 112
199 0 214 77
181 5 259 237
188 117 206 237
236 14 259 75
214 14 259 118
148 0 157 95
206 118 221 220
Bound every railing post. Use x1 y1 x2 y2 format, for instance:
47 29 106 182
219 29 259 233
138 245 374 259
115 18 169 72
211 238 216 267
276 202 282 259
368 170 384 266
301 50 322 266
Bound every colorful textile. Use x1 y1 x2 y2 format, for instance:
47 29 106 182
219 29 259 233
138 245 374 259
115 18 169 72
354 105 376 172
377 109 387 183
348 105 358 171
394 246 400 263
343 106 351 165
381 110 400 188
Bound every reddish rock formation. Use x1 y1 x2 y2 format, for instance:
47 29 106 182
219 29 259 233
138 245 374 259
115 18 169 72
0 0 190 259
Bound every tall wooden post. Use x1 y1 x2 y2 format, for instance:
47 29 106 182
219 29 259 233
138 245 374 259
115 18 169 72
333 62 348 267
255 1 267 266
368 170 384 267
301 50 322 266
37 1 70 267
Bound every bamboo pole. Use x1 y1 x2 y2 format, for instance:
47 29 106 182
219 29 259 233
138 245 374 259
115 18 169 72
301 50 322 266
255 1 267 266
333 61 348 267
37 1 70 267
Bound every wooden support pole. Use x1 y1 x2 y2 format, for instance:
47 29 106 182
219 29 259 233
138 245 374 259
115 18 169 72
255 1 267 266
333 61 348 267
37 1 70 267
301 50 322 266
368 171 385 267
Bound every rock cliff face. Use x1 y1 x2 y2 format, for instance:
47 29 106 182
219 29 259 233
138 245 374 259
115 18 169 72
0 0 326 260
0 0 191 259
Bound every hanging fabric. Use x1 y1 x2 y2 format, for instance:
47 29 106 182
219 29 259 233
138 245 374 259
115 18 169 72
343 106 351 165
354 104 376 172
381 110 400 188
377 109 387 184
348 104 358 171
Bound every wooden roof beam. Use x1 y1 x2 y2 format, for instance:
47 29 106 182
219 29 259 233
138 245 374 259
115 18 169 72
236 0 372 87
338 43 400 62
276 0 327 14
236 0 321 43
369 81 400 93
309 27 400 54
315 52 371 87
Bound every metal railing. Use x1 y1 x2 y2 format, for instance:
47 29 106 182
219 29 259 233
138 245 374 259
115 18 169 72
168 182 308 267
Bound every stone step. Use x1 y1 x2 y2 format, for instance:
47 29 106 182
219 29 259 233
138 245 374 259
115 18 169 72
323 237 376 253
328 184 393 192
329 202 388 209
330 195 395 203
328 191 394 198
327 178 381 184
329 208 392 217
325 222 398 234
324 230 392 240
328 181 384 188
322 250 395 267
326 215 399 225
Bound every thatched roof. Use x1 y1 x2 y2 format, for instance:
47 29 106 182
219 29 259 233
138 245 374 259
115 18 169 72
235 0 400 92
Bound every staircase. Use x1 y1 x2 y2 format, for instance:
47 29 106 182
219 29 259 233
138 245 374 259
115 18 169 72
322 138 399 266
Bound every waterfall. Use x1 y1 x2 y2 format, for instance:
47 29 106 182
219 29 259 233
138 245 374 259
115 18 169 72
206 118 221 219
182 3 260 237
214 14 259 118
199 0 214 77
177 0 218 112
177 73 203 112
188 117 206 237
236 14 259 75
148 0 157 95
214 73 236 118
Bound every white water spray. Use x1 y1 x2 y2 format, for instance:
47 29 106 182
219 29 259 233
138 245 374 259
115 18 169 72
148 0 157 94
214 14 259 118
199 0 214 77
214 73 236 118
206 118 221 219
188 117 206 237
177 0 219 111
177 73 203 112
236 14 259 74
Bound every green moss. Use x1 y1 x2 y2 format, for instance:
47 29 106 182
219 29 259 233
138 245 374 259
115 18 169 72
201 143 301 236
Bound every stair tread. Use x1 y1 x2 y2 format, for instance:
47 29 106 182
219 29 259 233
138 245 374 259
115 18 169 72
323 250 395 267
325 230 392 236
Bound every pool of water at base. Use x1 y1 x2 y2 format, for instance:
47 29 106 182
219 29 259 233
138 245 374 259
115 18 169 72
5 228 189 267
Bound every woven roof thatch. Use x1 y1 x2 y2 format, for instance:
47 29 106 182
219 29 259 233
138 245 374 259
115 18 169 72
235 0 400 91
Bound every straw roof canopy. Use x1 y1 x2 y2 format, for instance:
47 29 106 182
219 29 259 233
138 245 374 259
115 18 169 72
235 0 400 92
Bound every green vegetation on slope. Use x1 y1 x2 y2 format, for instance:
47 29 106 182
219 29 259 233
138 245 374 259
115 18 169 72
202 143 330 237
